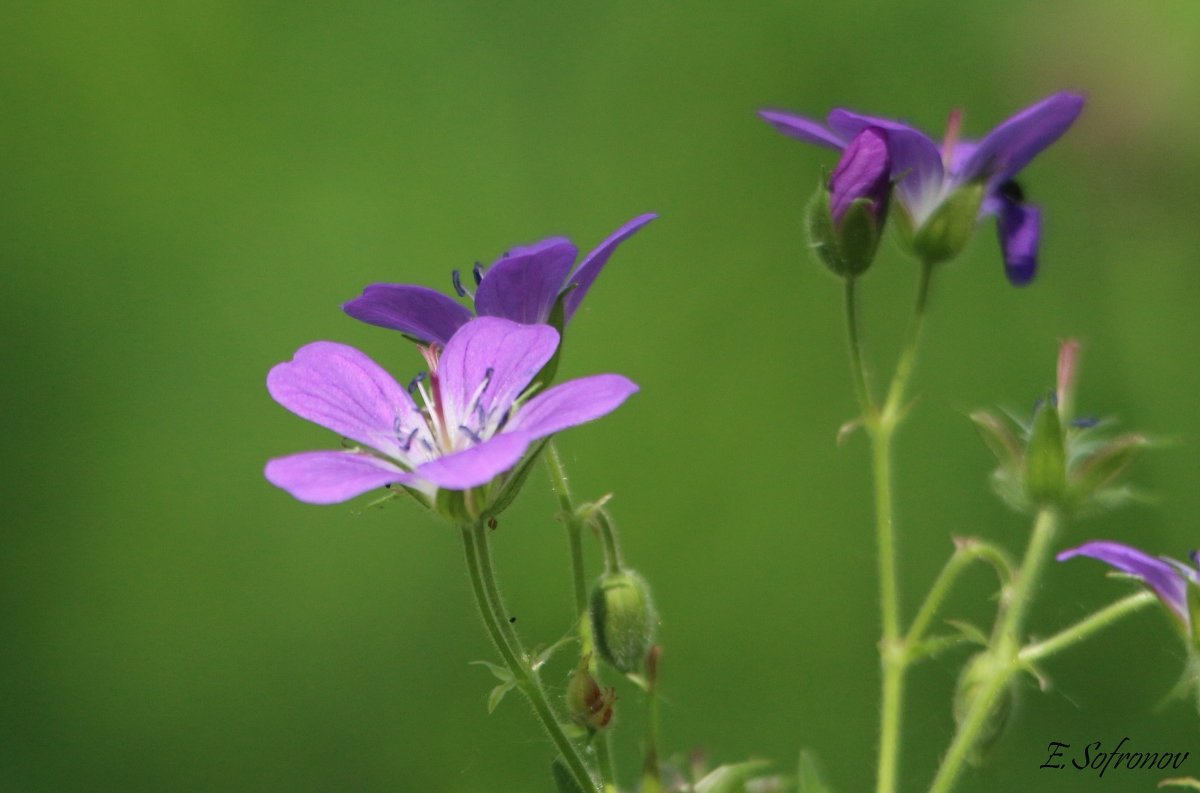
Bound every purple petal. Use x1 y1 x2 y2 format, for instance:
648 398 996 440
265 451 415 504
267 342 427 459
474 238 577 325
1058 541 1189 623
510 374 639 439
828 128 891 224
957 92 1085 185
757 109 846 149
436 317 558 431
343 284 473 346
564 214 657 322
827 109 944 215
415 431 533 490
996 197 1041 286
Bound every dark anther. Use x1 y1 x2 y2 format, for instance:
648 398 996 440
1071 416 1100 429
407 371 427 395
482 366 494 389
400 427 420 451
458 425 483 444
472 262 484 285
420 438 434 452
451 269 468 297
998 179 1025 203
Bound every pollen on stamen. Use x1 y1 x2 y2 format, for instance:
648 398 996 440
472 262 484 285
407 371 427 395
451 269 470 298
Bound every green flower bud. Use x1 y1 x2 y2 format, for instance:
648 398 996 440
953 652 1013 766
1024 398 1067 507
911 182 985 266
590 569 657 673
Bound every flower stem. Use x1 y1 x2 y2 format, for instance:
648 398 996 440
882 261 934 422
906 540 1015 656
544 441 619 792
1018 590 1156 665
844 276 876 415
927 508 1060 793
460 522 598 792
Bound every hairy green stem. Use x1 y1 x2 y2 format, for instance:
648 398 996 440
927 508 1059 793
906 540 1016 656
1019 590 1156 665
844 276 876 415
460 522 598 792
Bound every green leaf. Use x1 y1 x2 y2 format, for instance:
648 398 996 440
469 660 514 684
487 680 518 714
1158 778 1200 790
797 749 834 793
694 760 772 793
944 619 990 647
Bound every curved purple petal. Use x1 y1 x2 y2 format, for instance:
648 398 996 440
996 197 1041 286
510 374 638 439
1058 540 1189 623
828 128 891 224
436 317 558 431
957 92 1084 185
827 109 944 215
265 451 415 504
267 342 428 460
564 214 657 322
415 431 533 490
474 238 577 325
343 284 473 346
757 109 846 149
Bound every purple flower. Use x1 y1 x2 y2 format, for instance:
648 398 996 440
1058 541 1200 627
343 214 657 346
759 92 1084 284
264 316 638 505
828 127 891 227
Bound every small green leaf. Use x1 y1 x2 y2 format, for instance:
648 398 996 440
469 660 514 684
969 410 1021 471
694 760 772 793
944 619 990 647
487 680 517 714
797 749 834 793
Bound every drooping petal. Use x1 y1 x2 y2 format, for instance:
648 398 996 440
995 197 1041 286
827 109 944 216
828 128 891 224
564 214 657 321
265 451 416 504
474 238 577 325
757 109 846 149
509 374 639 439
436 317 559 431
956 92 1084 185
343 284 473 346
415 431 534 490
267 341 428 460
1057 541 1189 623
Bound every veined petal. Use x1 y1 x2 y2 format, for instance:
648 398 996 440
343 284 472 346
957 92 1084 185
564 214 657 322
436 317 559 430
267 341 428 460
996 197 1041 286
827 109 944 216
828 128 891 224
415 431 533 490
265 451 416 504
1058 541 1189 623
509 374 638 439
474 238 577 325
757 109 846 149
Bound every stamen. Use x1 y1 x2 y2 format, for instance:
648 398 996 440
399 427 420 452
473 262 484 285
451 269 469 298
942 107 963 169
407 371 427 395
1071 416 1099 429
420 438 434 452
458 425 483 444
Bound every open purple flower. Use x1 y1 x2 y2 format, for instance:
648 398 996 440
759 92 1084 284
343 214 656 346
264 316 638 506
1058 541 1200 628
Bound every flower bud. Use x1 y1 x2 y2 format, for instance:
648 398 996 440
1023 397 1067 507
590 569 657 673
807 128 891 278
566 655 616 731
910 181 985 266
953 652 1013 766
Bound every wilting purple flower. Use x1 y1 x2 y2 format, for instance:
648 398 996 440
343 214 656 346
1058 541 1200 627
264 316 637 505
759 92 1084 284
828 127 891 226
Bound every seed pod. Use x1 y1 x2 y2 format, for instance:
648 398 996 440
590 569 657 673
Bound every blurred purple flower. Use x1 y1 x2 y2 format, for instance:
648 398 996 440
343 214 656 346
828 127 891 226
759 92 1084 284
1058 540 1199 627
264 317 637 504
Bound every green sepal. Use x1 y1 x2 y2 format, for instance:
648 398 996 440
1023 399 1067 507
435 487 474 522
797 749 834 793
1068 433 1148 505
912 182 984 266
550 759 588 793
969 410 1022 472
469 659 514 684
805 182 880 277
806 183 845 276
694 760 773 793
481 439 548 521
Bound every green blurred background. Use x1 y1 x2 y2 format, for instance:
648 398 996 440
4 2 1200 791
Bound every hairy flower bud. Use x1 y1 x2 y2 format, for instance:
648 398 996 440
590 570 657 673
807 128 891 278
566 655 616 731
